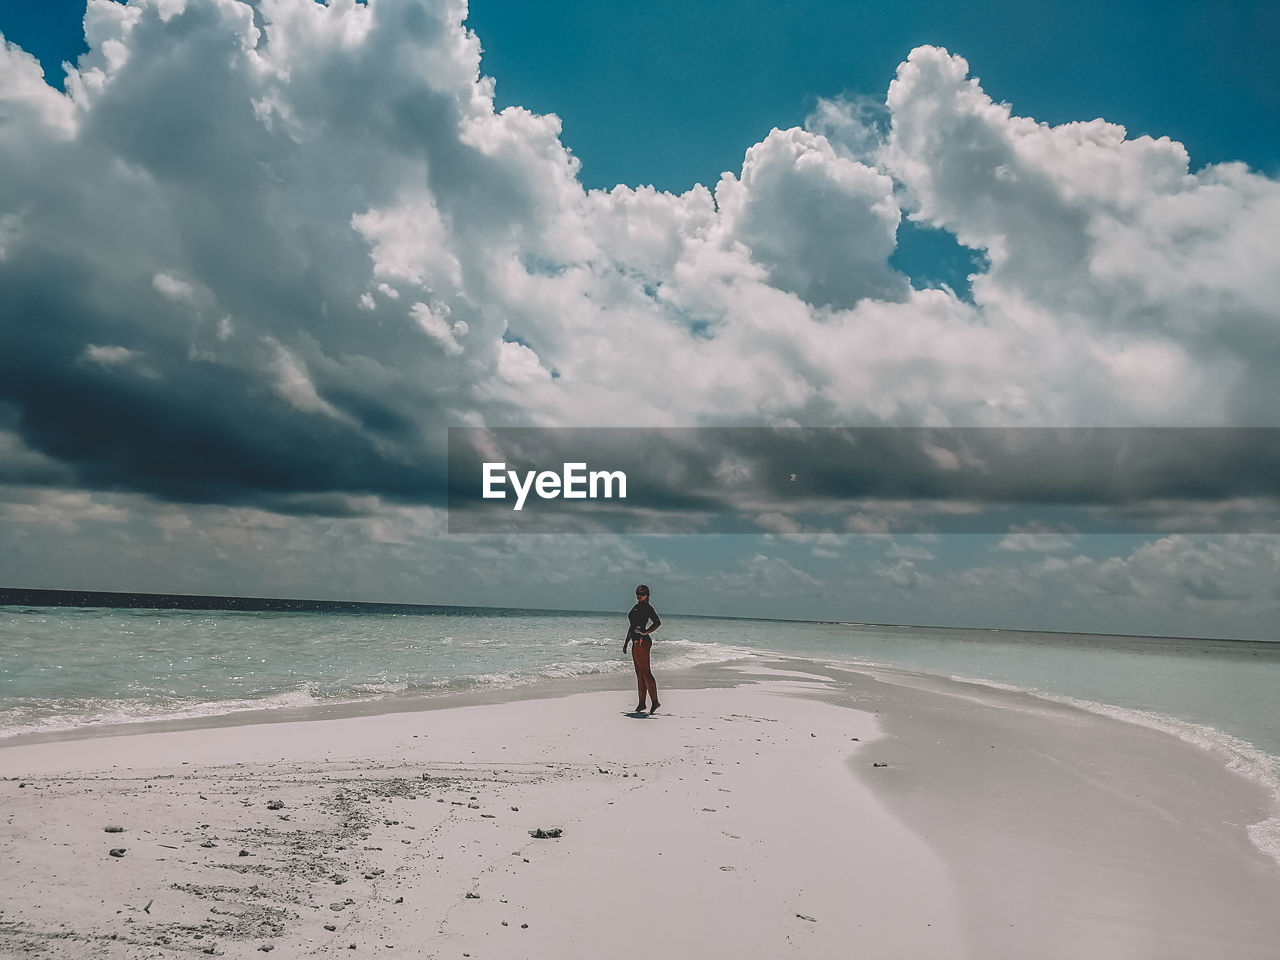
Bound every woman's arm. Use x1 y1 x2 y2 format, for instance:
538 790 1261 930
647 608 661 633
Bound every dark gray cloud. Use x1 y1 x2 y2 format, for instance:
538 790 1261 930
1 247 445 505
447 427 1280 533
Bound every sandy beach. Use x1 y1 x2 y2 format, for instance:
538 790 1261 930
2 658 1278 959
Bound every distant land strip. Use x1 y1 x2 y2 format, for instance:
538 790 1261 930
0 587 606 618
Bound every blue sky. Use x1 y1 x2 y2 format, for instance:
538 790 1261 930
1 1 1278 637
472 0 1280 190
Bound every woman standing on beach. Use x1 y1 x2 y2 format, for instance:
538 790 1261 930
623 584 661 714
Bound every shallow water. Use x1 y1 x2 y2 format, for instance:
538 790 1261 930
3 602 1278 805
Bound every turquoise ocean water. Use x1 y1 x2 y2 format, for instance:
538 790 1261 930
3 601 1279 859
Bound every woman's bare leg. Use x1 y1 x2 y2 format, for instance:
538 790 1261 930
632 640 653 712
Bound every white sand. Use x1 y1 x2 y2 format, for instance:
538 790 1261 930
1 659 1278 959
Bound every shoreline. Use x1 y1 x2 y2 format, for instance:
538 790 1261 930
3 660 1280 957
0 658 752 748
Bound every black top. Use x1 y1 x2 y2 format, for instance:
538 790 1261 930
627 600 661 642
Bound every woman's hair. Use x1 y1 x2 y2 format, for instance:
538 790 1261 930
635 584 650 596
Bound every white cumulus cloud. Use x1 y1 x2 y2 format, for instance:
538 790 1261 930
0 5 1274 513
